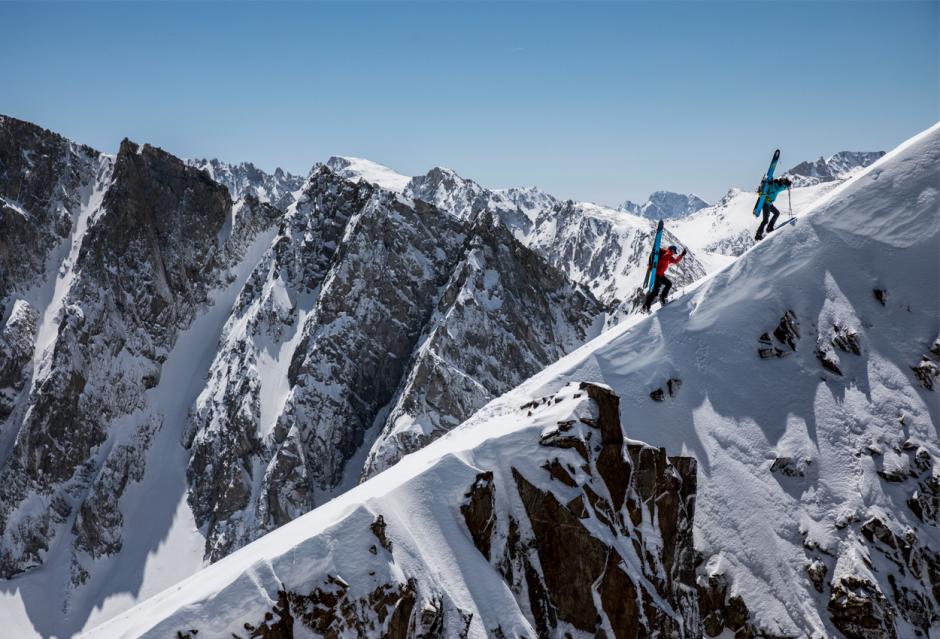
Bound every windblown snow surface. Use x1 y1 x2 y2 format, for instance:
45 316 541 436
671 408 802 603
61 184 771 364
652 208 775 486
325 156 411 193
670 178 855 265
88 126 939 637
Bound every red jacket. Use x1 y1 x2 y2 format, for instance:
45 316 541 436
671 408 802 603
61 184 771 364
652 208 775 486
656 248 684 276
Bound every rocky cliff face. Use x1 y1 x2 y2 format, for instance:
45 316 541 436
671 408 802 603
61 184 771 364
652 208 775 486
0 115 106 302
182 166 605 561
394 165 709 314
362 213 603 478
91 383 701 639
0 134 280 582
0 301 38 425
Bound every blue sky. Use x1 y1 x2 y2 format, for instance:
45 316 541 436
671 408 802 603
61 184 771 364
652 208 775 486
1 1 937 204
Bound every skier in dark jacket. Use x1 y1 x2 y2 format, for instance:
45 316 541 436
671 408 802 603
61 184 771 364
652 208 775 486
755 177 792 241
643 245 686 312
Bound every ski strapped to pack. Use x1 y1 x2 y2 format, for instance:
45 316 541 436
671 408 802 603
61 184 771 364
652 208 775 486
645 220 665 292
753 149 781 217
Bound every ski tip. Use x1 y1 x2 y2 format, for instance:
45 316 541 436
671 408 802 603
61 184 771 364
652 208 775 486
773 149 781 158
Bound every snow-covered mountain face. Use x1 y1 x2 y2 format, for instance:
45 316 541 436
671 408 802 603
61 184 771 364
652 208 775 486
619 190 710 220
187 158 304 211
0 127 282 586
453 127 940 638
91 383 701 639
94 124 940 639
785 150 886 187
0 115 606 637
183 169 604 561
668 149 885 262
0 116 107 306
414 175 709 313
327 156 709 314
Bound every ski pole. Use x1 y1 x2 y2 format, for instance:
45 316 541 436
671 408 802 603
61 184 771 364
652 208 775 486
788 186 793 218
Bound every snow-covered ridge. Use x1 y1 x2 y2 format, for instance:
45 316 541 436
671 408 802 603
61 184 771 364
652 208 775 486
325 155 412 193
87 382 699 638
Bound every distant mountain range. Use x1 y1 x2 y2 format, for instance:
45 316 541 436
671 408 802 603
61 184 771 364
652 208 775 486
784 150 886 187
618 190 711 220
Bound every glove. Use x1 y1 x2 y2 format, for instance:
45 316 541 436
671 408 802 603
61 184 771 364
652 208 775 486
681 248 687 256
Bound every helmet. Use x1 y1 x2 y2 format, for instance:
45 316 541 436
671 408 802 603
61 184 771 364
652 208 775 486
668 245 678 253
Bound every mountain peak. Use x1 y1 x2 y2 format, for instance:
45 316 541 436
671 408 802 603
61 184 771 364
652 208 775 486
325 155 411 193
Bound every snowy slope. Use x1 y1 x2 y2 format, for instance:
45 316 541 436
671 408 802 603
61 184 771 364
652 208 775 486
671 180 846 261
88 381 699 639
90 123 939 638
670 151 885 261
526 199 707 316
325 156 412 193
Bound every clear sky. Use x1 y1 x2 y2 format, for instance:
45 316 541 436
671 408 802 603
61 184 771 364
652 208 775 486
1 1 937 205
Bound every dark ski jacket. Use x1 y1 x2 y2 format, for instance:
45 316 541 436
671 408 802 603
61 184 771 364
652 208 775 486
655 248 684 276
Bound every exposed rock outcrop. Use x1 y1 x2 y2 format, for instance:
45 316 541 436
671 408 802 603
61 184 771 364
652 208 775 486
911 337 940 390
162 383 701 639
758 310 800 358
0 300 38 422
499 383 698 637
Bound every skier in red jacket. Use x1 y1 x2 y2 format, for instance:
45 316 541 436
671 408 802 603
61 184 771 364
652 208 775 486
643 245 686 312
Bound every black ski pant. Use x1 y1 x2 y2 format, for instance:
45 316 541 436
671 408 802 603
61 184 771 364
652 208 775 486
756 202 780 238
644 274 672 308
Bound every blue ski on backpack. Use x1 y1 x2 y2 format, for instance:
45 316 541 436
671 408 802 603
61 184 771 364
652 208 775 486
645 220 665 292
753 149 781 217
